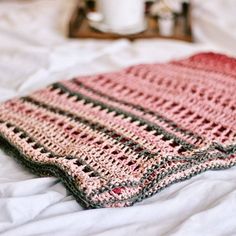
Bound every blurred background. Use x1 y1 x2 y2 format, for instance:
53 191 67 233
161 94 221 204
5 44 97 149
0 0 235 50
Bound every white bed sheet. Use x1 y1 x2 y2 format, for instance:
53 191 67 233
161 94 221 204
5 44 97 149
0 1 236 236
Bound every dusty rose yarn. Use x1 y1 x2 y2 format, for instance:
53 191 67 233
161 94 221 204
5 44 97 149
0 52 235 208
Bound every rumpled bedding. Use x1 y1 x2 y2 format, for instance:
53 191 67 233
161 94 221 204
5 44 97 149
0 0 236 235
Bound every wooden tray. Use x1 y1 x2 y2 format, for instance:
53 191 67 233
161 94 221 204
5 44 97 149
68 4 192 42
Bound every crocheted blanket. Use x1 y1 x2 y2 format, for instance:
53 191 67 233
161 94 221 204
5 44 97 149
0 52 235 208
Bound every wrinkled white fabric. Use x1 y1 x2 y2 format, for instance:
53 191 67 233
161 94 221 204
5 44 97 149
0 1 236 236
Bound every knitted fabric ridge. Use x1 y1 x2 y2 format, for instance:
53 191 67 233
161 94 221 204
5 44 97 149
0 52 235 208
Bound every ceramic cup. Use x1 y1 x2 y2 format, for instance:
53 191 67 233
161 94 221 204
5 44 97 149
97 0 145 31
158 12 174 36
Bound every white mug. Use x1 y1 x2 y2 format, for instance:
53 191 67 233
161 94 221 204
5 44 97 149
97 0 145 30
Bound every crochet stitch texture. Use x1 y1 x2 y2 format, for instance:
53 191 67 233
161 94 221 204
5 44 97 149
0 52 235 208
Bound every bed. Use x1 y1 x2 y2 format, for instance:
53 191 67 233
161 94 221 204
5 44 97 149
0 0 236 235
